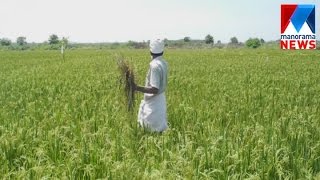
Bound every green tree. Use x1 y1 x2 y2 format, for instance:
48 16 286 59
205 34 214 44
245 38 261 48
48 34 59 44
183 37 191 42
230 37 239 44
16 36 27 46
0 38 12 46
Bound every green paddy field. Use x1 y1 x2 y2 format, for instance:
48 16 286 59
0 49 319 179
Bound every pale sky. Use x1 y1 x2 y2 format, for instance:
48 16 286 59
0 0 319 43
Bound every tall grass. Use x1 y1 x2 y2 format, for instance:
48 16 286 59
0 49 319 179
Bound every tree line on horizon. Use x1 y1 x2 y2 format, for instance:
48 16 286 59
0 34 318 50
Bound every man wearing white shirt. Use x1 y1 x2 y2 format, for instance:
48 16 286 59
134 39 168 132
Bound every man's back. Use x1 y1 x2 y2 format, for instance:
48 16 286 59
144 56 168 100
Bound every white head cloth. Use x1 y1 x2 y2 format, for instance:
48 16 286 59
149 39 165 54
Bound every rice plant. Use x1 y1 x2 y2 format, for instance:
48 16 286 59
116 56 135 112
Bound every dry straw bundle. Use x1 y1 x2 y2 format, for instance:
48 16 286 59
117 57 135 112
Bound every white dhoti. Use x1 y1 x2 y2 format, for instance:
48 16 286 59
138 93 168 132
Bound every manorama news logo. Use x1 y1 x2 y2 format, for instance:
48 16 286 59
281 4 316 49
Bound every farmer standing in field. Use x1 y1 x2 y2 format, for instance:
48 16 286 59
134 39 168 132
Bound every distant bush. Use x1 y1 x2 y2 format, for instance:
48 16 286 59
205 34 214 45
245 38 261 48
48 34 59 45
17 37 27 46
184 37 191 42
215 40 224 49
230 37 239 44
127 41 147 49
0 44 29 51
0 38 12 46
